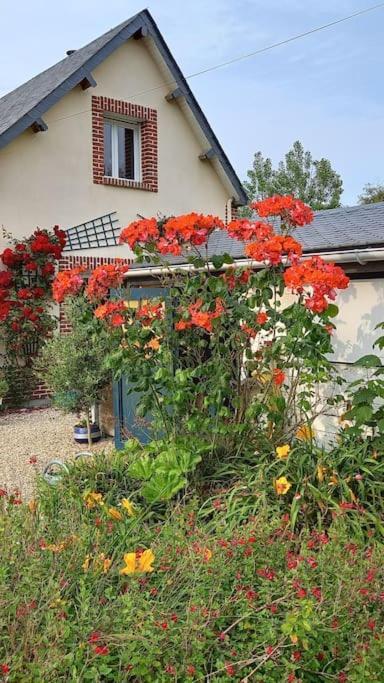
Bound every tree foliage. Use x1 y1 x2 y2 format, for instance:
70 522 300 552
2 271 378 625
244 140 343 210
358 183 384 205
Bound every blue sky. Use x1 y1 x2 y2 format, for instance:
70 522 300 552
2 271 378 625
1 0 383 204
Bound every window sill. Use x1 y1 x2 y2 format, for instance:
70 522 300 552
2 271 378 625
102 176 157 192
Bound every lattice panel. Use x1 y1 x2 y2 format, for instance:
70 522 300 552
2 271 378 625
63 212 120 251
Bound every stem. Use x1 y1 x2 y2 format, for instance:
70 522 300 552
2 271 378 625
85 410 92 448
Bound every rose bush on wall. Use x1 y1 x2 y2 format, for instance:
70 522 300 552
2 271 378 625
0 227 66 403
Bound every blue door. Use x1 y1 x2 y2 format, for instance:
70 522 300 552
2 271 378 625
113 286 165 449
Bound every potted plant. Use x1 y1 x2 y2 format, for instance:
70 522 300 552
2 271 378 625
37 296 115 447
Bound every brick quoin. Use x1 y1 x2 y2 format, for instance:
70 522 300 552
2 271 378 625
92 96 158 192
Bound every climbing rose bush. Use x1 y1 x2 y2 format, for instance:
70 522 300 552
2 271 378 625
0 226 66 356
54 197 349 486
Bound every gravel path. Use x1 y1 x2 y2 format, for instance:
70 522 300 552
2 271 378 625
0 407 114 500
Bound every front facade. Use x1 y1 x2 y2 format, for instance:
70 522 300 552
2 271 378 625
0 10 246 260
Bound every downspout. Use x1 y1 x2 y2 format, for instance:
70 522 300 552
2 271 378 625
226 198 233 225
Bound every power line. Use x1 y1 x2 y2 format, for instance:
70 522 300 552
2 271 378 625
49 2 384 125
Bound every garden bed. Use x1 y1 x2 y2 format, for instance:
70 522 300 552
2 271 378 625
0 407 113 500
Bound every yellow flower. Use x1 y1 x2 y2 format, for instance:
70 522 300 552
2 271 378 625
108 507 123 521
203 548 212 562
316 465 327 483
103 557 112 574
82 554 91 572
45 542 65 553
120 549 155 575
49 598 66 609
95 553 112 574
120 498 135 516
83 491 104 509
296 425 314 441
276 444 290 459
274 477 292 495
328 473 338 486
28 499 37 514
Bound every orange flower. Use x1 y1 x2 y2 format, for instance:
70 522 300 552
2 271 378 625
85 263 129 302
120 218 159 249
284 256 349 313
226 219 273 242
273 369 285 386
245 234 302 266
108 507 123 521
52 267 84 303
274 477 291 495
251 195 314 227
256 311 268 325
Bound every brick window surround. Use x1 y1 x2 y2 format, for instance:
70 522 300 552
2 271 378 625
92 96 158 192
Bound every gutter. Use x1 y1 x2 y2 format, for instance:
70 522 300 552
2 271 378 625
124 247 384 279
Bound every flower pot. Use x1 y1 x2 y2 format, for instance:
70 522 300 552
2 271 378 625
73 423 101 444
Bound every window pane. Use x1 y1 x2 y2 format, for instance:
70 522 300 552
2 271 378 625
104 122 112 176
117 126 135 180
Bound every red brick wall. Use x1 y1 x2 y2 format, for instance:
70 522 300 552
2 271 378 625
92 96 158 192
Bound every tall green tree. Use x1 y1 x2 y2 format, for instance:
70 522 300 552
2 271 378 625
358 183 384 205
244 140 343 210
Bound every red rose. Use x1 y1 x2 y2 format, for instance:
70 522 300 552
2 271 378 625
0 301 11 321
32 287 46 299
0 271 13 288
1 248 19 267
17 288 33 300
41 262 55 276
25 261 38 272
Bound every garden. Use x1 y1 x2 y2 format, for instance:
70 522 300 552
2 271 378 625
0 196 383 681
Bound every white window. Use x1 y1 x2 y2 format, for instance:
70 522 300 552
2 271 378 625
104 119 141 182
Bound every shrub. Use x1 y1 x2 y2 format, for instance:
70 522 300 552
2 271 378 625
53 198 350 490
0 459 383 682
37 297 117 444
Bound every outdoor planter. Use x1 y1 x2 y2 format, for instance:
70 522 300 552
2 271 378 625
74 422 101 444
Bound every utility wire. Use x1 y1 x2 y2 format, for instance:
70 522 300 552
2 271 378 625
49 1 384 124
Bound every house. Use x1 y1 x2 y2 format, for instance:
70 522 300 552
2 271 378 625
0 9 246 405
113 202 384 446
0 9 246 259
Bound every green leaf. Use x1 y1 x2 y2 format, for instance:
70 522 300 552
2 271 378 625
374 335 384 350
211 255 225 270
325 303 339 318
348 404 373 425
354 354 382 368
141 471 187 503
128 455 153 480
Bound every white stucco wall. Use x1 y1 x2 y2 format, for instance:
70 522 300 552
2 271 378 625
312 278 384 440
0 37 231 257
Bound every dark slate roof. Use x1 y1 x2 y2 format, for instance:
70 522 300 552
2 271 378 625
0 9 247 205
129 201 384 269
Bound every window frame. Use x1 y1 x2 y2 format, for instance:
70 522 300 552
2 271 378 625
103 117 141 183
